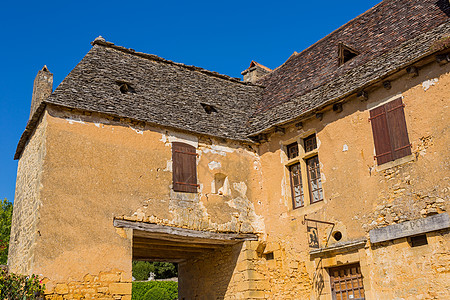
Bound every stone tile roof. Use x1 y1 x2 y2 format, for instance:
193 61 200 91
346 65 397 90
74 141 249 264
248 0 450 134
14 0 450 159
45 39 263 141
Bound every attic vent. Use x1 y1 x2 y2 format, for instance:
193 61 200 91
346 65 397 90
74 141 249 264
338 44 359 66
200 103 218 114
120 83 129 94
115 81 135 94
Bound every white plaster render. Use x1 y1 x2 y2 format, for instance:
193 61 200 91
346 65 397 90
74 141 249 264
163 160 172 172
208 161 221 170
422 78 439 91
65 117 85 125
129 126 144 135
167 131 198 148
202 144 234 156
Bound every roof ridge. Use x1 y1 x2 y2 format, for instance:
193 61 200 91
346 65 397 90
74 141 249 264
91 37 264 88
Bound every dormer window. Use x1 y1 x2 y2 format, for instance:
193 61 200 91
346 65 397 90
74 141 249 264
115 80 135 94
200 103 218 114
119 83 129 94
338 43 359 66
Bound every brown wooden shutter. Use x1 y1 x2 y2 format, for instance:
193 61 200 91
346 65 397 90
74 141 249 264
369 104 393 165
385 97 411 160
172 142 198 193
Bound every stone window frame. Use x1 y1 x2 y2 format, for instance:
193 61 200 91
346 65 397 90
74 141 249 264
284 131 324 209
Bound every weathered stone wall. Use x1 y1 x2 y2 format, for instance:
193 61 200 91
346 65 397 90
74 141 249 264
43 270 131 300
366 229 450 299
9 52 449 299
255 59 449 298
12 105 264 298
8 112 47 274
179 241 269 300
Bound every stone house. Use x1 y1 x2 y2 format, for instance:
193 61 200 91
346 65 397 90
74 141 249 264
8 0 450 299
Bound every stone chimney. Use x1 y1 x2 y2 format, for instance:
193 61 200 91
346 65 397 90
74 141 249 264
30 66 53 118
241 61 271 84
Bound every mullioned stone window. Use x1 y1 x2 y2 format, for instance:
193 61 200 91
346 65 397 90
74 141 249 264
286 133 324 209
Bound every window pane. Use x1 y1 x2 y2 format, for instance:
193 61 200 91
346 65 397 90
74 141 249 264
289 163 304 208
287 143 299 159
307 156 323 203
304 134 317 152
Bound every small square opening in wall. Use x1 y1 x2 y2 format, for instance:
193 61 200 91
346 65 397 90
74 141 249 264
409 234 428 247
264 252 274 260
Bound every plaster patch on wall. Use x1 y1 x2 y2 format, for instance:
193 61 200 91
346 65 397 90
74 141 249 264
321 172 327 184
160 133 168 145
281 177 286 198
130 126 144 135
422 78 438 91
211 144 233 153
280 147 287 164
168 132 198 148
208 161 221 170
316 136 322 149
66 118 85 125
233 182 247 197
203 148 227 156
163 160 172 172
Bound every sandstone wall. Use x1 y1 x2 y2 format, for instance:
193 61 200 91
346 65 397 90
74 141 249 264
10 50 449 300
19 105 264 298
8 113 48 274
255 59 449 299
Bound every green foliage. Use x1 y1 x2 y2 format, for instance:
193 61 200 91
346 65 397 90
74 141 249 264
132 261 153 281
143 287 169 300
132 281 177 300
132 261 178 281
0 198 13 265
0 269 45 299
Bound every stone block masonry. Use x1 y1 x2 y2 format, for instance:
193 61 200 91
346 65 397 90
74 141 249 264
43 270 131 300
8 113 48 274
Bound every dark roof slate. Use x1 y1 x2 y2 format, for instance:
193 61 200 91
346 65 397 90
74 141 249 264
249 0 450 134
14 0 450 160
44 43 263 141
248 20 450 134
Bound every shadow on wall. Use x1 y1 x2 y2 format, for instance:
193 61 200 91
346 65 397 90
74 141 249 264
178 243 243 299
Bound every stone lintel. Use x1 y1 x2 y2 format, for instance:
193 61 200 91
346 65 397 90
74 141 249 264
114 219 258 244
369 213 450 244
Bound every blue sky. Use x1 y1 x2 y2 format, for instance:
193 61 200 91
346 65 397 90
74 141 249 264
0 0 380 202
